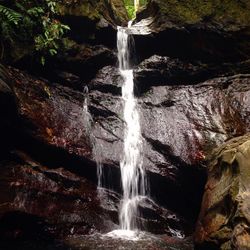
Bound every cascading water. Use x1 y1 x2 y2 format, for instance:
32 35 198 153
134 0 140 12
117 24 147 232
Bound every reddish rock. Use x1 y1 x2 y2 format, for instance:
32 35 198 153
194 134 250 249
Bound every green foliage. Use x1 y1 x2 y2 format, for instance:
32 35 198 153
124 0 148 19
0 0 70 64
0 4 22 25
35 18 70 64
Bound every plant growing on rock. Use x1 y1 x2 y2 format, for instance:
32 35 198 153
0 0 70 64
124 0 148 19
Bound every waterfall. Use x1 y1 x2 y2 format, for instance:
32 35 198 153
117 25 147 231
134 0 140 12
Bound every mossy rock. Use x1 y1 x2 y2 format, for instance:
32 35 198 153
144 0 250 29
57 0 128 25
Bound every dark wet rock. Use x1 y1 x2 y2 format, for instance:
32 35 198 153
57 0 128 46
194 133 250 250
132 0 250 63
0 67 19 157
1 66 191 237
14 42 117 89
90 65 122 95
54 44 117 84
3 65 250 234
134 56 250 94
89 72 250 223
138 197 190 236
51 71 82 90
0 151 116 241
8 67 91 158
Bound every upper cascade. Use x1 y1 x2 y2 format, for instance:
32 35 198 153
117 23 148 231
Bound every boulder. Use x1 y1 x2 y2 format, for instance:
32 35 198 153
194 134 250 249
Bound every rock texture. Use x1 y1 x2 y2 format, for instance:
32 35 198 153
57 0 128 47
132 0 250 62
195 134 250 250
1 61 249 237
0 66 192 238
0 152 115 237
89 62 250 223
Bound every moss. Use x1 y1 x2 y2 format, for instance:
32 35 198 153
57 0 129 25
57 1 100 20
155 0 250 26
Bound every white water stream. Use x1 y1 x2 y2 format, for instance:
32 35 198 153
117 24 147 232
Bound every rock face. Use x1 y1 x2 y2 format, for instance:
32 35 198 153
58 0 128 26
0 152 115 236
132 0 250 62
1 60 250 239
89 62 250 223
1 66 192 237
57 0 128 47
194 134 250 250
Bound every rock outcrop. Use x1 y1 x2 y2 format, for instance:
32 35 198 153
132 0 250 63
57 0 128 47
195 134 250 249
1 60 249 237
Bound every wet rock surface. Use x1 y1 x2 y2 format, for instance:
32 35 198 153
132 0 250 63
0 66 193 240
89 65 250 222
134 55 250 93
54 44 117 84
2 63 250 240
0 152 116 239
194 134 250 249
0 153 121 250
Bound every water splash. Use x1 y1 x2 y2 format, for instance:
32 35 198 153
82 86 92 136
117 25 147 231
82 86 104 194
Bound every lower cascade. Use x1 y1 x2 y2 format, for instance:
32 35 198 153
117 24 148 232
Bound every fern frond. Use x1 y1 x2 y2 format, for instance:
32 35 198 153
0 4 22 25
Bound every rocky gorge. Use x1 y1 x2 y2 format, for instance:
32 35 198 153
0 0 250 249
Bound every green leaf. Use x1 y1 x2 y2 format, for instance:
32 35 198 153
49 48 57 55
41 56 45 65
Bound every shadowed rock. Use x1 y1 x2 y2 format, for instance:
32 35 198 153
131 0 250 63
